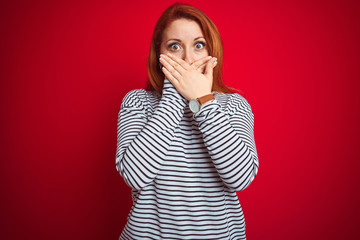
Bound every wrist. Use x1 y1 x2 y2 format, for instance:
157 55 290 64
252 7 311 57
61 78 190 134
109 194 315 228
189 93 216 113
191 92 212 100
202 99 214 106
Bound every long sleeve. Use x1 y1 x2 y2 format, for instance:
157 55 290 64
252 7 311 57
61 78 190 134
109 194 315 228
193 93 259 191
115 79 187 190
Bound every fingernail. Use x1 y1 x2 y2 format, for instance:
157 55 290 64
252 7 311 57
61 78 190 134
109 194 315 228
213 61 217 67
207 56 212 60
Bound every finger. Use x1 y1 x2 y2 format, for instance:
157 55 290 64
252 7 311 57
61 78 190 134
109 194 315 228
160 54 187 76
197 62 207 73
204 57 217 79
191 55 212 69
165 53 191 72
161 66 180 88
192 62 206 73
159 56 182 81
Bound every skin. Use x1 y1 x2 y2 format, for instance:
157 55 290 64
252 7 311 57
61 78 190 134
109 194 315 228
159 18 218 103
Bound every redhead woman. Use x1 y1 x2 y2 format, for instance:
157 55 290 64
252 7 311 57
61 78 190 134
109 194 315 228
116 3 259 240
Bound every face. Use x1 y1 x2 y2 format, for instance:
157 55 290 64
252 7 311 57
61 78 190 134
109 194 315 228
160 18 209 65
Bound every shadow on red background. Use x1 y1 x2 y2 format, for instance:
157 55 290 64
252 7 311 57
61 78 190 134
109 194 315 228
1 0 359 239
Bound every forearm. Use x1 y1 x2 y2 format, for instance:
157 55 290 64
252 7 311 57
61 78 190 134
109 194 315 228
193 99 259 191
116 85 187 190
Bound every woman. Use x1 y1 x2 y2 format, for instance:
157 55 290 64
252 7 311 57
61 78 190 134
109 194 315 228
116 3 259 240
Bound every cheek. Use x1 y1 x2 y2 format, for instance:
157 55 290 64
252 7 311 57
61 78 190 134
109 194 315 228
159 43 171 55
159 45 166 55
162 49 184 58
194 51 209 60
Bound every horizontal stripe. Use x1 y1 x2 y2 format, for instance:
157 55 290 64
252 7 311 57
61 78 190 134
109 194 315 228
116 79 259 239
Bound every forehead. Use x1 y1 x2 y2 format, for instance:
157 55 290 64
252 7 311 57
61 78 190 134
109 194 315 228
162 18 204 40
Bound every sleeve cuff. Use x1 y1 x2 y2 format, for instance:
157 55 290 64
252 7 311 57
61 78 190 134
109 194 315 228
193 99 222 122
162 78 188 109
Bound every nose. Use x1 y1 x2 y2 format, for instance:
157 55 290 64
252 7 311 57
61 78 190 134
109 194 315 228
183 48 194 65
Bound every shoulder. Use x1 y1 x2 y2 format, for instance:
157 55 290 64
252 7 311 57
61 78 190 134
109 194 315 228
215 92 253 115
121 89 147 108
120 88 159 110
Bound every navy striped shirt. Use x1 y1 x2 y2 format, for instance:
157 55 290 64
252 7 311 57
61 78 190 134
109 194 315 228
116 78 259 239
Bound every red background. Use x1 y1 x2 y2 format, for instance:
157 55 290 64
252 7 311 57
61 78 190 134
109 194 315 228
1 0 359 239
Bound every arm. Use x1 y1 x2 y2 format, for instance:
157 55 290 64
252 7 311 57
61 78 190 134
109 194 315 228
115 79 187 190
193 93 259 191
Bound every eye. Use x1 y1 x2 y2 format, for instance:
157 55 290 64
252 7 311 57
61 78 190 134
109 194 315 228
168 43 181 51
195 41 206 50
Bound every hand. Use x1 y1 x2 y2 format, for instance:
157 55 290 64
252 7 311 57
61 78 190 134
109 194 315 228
159 53 218 101
191 55 214 74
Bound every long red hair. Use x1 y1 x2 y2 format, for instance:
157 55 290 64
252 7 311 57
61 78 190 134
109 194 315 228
146 3 239 95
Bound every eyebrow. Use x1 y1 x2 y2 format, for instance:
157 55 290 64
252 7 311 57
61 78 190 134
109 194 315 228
166 36 205 43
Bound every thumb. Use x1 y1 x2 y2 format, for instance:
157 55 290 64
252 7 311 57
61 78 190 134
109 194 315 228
204 57 217 79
